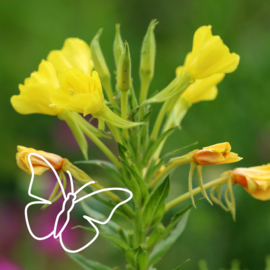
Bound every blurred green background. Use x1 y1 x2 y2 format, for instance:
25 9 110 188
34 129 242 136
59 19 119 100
1 0 270 269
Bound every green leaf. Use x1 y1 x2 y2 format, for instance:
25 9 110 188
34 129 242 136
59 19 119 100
147 224 165 250
75 226 129 251
143 127 177 165
149 210 190 266
121 159 149 204
143 176 170 230
126 246 148 270
67 253 112 270
144 159 165 184
80 201 119 232
75 180 127 217
117 143 129 163
75 160 125 186
172 259 190 270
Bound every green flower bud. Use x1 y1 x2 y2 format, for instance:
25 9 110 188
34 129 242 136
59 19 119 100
117 42 131 92
139 19 158 81
113 24 124 70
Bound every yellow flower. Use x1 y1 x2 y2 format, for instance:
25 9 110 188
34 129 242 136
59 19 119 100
176 66 225 104
193 142 242 165
50 68 104 116
16 146 65 175
11 60 62 115
184 25 240 79
232 165 270 200
11 38 93 116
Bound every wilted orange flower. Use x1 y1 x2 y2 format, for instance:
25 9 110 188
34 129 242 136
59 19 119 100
193 142 242 165
16 146 65 175
232 164 270 200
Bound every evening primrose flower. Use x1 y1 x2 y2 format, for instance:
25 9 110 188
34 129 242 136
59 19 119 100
50 69 104 116
232 165 270 200
16 146 65 175
193 142 242 165
189 142 242 207
11 38 92 116
184 25 240 79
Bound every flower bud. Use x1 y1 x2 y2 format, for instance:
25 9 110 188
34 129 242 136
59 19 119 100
16 146 65 175
117 42 131 92
113 24 124 70
139 20 158 81
193 142 242 165
232 165 270 200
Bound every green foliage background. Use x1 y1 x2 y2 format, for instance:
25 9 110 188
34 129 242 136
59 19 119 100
1 0 270 269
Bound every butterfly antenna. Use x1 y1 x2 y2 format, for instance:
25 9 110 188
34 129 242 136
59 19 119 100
74 180 95 196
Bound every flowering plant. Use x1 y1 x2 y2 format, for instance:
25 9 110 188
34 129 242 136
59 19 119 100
11 21 269 269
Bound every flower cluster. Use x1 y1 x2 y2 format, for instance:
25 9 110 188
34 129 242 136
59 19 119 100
11 23 268 270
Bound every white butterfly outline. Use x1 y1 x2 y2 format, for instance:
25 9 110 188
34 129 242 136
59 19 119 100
25 153 133 253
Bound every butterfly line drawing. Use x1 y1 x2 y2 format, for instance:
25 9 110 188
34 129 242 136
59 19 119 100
25 153 133 253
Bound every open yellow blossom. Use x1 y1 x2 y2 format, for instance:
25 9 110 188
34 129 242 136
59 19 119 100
176 66 225 104
193 142 242 165
11 38 93 116
16 146 65 175
184 25 240 79
50 68 104 116
11 60 62 115
232 165 270 200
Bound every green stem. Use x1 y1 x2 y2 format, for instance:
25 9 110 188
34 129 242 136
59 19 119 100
150 100 170 142
121 91 129 141
149 153 194 189
139 76 151 120
79 122 122 169
165 176 229 212
134 208 144 246
107 122 123 144
102 77 118 108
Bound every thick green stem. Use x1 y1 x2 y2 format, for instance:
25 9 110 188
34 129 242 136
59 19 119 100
121 91 129 141
165 177 229 212
79 122 122 169
149 153 194 189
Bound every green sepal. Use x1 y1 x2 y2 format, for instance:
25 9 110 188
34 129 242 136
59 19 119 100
149 209 190 266
75 160 125 186
74 226 129 251
142 72 193 105
58 110 88 160
142 127 177 166
67 253 112 270
143 176 170 230
93 105 145 129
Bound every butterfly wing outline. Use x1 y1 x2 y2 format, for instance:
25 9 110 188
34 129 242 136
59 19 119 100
25 153 67 241
59 181 133 253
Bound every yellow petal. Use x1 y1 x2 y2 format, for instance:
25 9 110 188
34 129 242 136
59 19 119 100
47 38 92 75
203 142 231 153
11 84 61 115
84 90 105 116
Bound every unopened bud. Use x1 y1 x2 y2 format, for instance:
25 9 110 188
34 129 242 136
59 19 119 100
117 42 131 92
113 24 124 70
139 19 158 81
